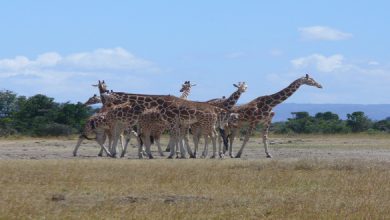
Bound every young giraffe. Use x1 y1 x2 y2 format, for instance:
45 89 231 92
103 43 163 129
73 113 112 157
190 82 248 158
82 94 139 157
229 74 322 158
99 91 230 159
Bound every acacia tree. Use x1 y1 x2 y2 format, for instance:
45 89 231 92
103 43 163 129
346 111 372 132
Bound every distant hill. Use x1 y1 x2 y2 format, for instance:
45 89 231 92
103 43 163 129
272 104 390 122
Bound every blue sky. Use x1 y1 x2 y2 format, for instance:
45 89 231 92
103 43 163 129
0 1 389 104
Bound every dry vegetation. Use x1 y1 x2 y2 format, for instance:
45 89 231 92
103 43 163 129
0 135 390 219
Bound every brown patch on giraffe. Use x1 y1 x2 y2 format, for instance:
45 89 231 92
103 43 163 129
137 96 145 101
150 101 158 107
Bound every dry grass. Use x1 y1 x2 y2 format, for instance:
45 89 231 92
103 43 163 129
1 158 389 219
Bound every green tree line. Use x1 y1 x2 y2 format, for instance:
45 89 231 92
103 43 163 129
0 90 95 136
0 90 389 137
272 111 390 134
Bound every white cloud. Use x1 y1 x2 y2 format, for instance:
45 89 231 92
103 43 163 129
299 26 352 41
0 47 155 74
0 48 159 102
63 48 153 70
0 56 31 71
291 54 344 72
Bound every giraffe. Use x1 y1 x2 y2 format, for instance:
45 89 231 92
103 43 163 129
229 74 322 158
164 81 196 154
136 107 168 158
82 94 139 157
190 82 248 158
98 86 230 159
73 112 112 157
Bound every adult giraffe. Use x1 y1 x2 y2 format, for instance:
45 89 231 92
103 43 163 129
228 74 322 158
164 81 196 155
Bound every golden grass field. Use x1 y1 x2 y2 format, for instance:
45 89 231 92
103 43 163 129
0 134 390 219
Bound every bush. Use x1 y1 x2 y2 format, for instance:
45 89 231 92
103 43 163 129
33 123 75 137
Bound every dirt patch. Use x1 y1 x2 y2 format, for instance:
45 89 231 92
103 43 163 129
0 136 389 161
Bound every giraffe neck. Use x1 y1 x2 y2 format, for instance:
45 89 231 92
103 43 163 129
267 78 303 108
98 90 109 108
180 89 191 100
222 89 243 110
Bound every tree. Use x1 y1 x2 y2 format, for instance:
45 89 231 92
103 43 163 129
291 111 310 120
373 119 390 132
315 111 339 121
346 111 372 133
12 94 59 134
53 102 92 131
0 90 17 118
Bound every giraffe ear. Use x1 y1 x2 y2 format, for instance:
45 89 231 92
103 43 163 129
233 84 238 88
191 84 196 86
92 84 98 87
306 74 309 79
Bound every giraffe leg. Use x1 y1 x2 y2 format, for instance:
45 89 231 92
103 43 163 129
167 134 176 159
138 136 145 159
119 131 127 157
178 137 187 159
216 130 225 158
192 132 200 158
110 124 123 158
262 114 274 158
72 136 85 156
165 136 173 152
144 133 154 159
183 134 194 158
201 135 209 158
97 132 106 157
97 140 112 157
235 126 254 158
211 131 219 159
228 128 237 158
121 133 131 158
155 138 165 156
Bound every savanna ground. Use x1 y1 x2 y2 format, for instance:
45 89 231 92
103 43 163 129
0 134 389 219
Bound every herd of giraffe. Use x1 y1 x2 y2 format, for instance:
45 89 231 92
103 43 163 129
73 74 322 159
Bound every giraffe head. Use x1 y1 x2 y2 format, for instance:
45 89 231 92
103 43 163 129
84 94 101 105
301 74 323 88
233 82 248 93
180 81 196 92
92 80 109 94
81 113 107 137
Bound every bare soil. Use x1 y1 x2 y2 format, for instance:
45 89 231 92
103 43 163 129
1 135 389 161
